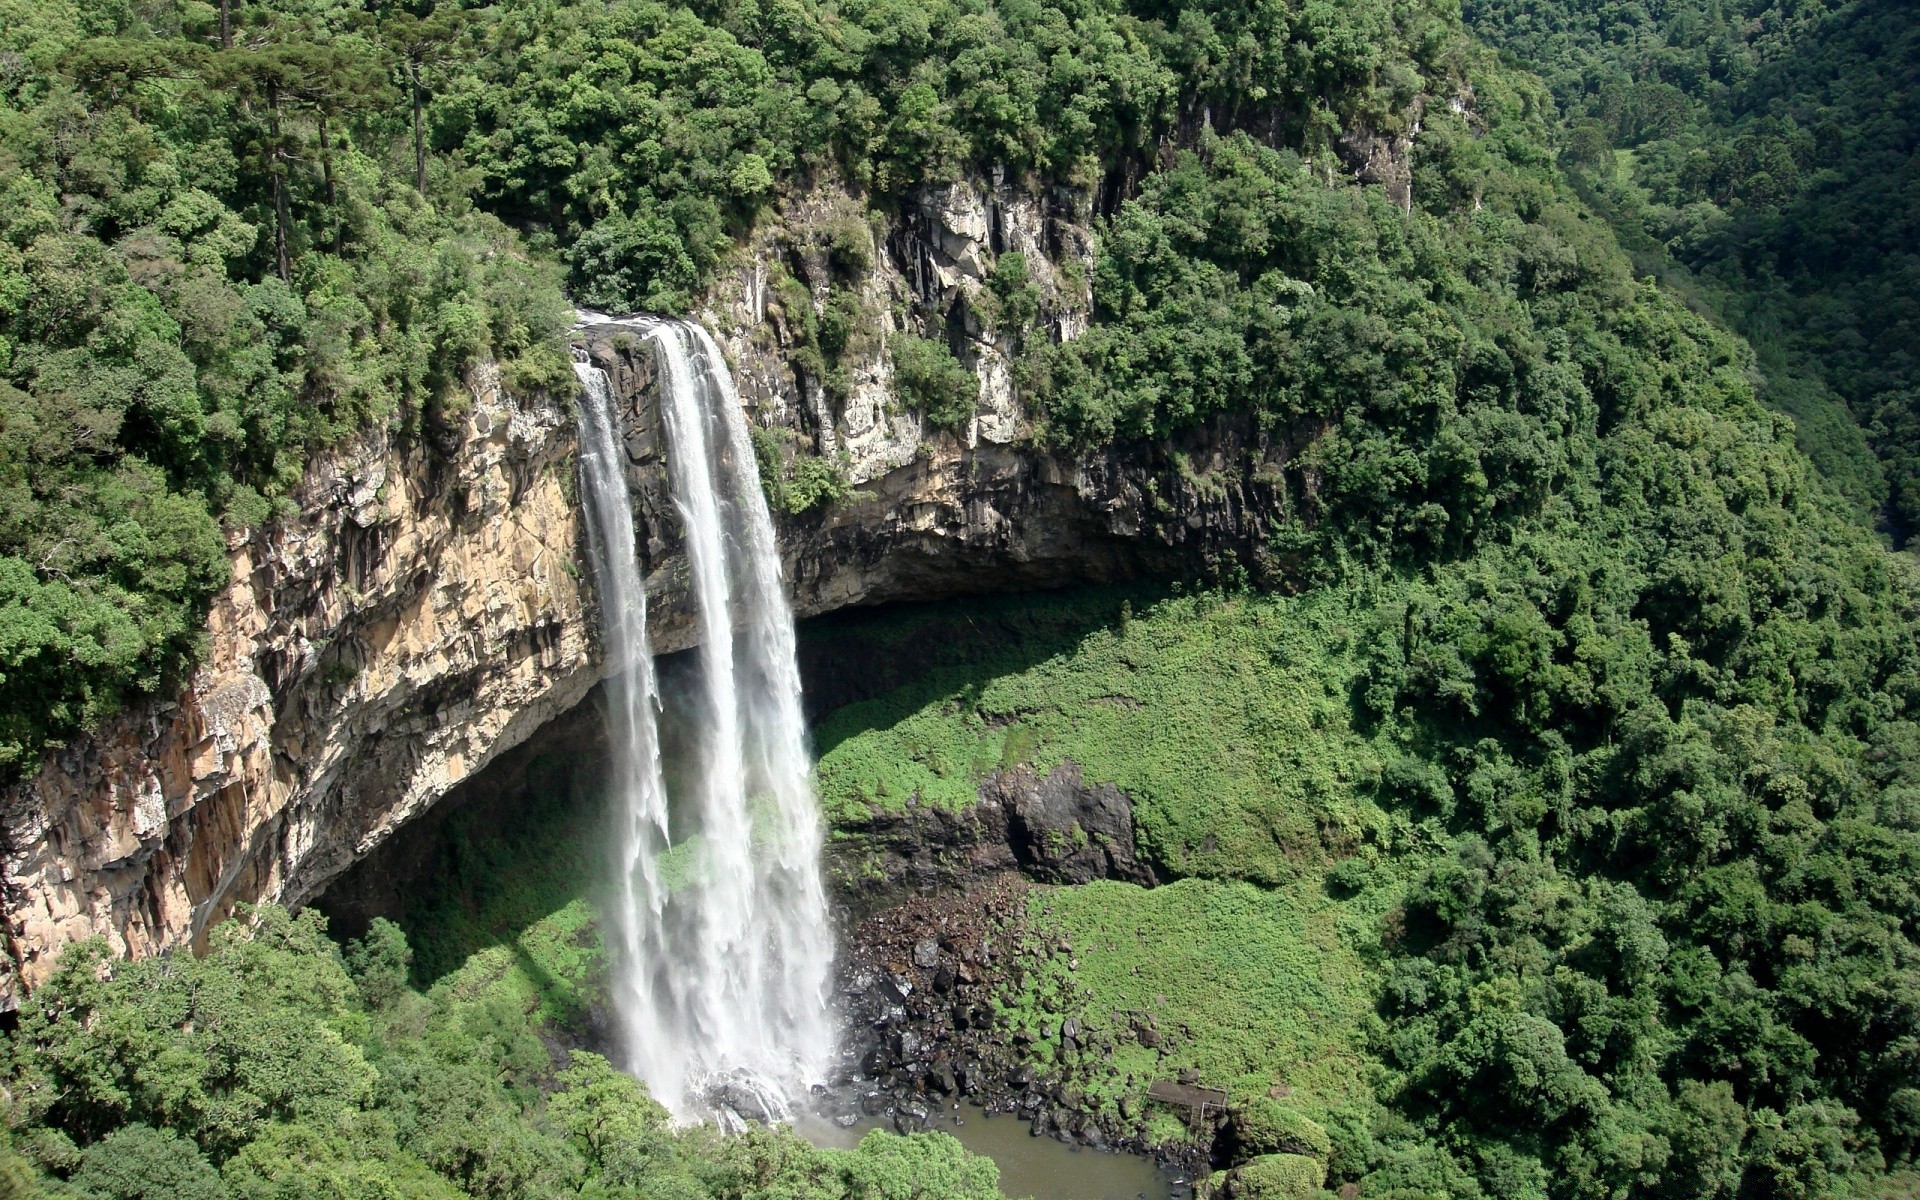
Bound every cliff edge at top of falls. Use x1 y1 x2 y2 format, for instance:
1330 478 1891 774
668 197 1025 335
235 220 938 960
0 174 1299 1005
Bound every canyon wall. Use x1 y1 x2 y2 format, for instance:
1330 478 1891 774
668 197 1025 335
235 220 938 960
0 176 1298 1004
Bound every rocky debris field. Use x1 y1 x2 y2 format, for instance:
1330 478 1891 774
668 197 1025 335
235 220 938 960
820 872 1218 1172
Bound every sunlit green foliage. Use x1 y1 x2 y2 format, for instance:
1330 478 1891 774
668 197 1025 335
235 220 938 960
1209 1152 1325 1200
888 336 977 431
0 0 570 778
3 906 1008 1200
450 0 1458 311
751 425 860 517
68 1124 228 1200
1015 877 1388 1113
823 512 1920 1197
816 588 1377 884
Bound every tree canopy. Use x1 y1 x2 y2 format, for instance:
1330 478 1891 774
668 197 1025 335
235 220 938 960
2 905 1008 1200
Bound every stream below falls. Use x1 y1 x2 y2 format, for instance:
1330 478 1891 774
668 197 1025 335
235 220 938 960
798 1100 1188 1200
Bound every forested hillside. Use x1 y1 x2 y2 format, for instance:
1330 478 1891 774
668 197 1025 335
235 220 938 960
0 0 1469 776
1 904 1007 1199
1463 0 1919 530
4 0 1920 1197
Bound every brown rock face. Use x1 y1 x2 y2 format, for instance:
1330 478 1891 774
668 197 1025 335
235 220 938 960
1 179 1297 1003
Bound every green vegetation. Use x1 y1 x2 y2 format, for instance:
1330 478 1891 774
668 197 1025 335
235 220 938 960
328 749 612 986
751 425 861 517
0 0 1462 774
889 336 978 431
2 904 1007 1199
816 588 1377 885
1008 876 1388 1113
10 0 1920 1194
1209 1153 1326 1200
0 0 570 778
452 0 1451 312
1462 0 1919 531
792 12 1920 1186
822 557 1920 1196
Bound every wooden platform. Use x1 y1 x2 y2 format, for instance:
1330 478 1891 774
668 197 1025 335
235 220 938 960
1146 1080 1231 1109
1146 1079 1231 1132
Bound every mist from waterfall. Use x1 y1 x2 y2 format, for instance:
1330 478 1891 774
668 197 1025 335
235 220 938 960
572 319 834 1123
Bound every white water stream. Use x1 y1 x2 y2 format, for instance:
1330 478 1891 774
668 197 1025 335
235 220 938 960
572 318 834 1122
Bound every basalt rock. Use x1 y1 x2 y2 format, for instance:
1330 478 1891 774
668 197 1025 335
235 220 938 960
838 874 1211 1167
991 761 1155 885
827 758 1157 906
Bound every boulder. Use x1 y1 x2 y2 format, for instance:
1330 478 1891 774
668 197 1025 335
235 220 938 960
1219 1154 1325 1200
1231 1098 1332 1162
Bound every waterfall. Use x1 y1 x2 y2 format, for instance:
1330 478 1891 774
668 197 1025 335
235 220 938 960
572 319 834 1122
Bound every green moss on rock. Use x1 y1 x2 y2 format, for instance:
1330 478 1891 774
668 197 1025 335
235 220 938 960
1214 1153 1327 1200
1233 1099 1332 1163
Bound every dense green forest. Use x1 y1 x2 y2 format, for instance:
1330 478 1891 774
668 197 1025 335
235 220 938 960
1462 0 1919 532
5 0 1920 1197
1 904 1007 1199
0 0 573 774
0 0 1448 775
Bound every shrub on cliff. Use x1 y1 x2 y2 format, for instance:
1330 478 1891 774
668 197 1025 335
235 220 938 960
890 336 979 431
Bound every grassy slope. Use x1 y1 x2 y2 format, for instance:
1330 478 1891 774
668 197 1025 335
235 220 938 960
1018 877 1391 1113
814 586 1440 1138
817 588 1390 886
425 897 607 1032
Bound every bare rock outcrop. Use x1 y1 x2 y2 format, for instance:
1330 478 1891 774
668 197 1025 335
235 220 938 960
828 759 1158 904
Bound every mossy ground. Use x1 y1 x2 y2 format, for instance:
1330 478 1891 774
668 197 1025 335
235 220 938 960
417 897 607 1033
814 585 1451 1155
1008 875 1390 1111
816 587 1392 885
385 767 611 987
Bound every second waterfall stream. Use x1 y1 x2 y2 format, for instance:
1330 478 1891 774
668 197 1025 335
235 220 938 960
572 316 835 1122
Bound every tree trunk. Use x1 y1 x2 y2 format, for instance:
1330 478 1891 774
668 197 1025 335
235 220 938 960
411 63 426 194
220 0 231 49
319 111 339 252
268 83 290 281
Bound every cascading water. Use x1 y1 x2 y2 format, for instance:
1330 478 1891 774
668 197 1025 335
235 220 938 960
572 318 834 1123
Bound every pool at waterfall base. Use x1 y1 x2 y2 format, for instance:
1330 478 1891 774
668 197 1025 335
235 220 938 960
799 1100 1188 1200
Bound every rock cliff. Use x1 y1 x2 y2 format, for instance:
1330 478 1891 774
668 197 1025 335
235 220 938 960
1 176 1296 1003
0 363 593 1004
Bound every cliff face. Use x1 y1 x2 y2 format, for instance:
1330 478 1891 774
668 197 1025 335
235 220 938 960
1 176 1297 1003
0 363 592 1003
